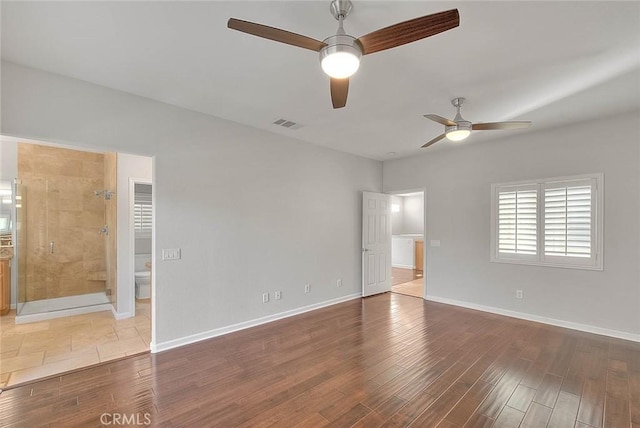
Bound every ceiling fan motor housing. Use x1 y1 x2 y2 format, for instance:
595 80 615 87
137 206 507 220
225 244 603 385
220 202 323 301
446 121 472 134
320 34 362 63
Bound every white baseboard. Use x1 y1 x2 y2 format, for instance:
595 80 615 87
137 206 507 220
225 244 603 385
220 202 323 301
425 295 640 343
10 303 16 310
151 293 362 353
111 307 133 320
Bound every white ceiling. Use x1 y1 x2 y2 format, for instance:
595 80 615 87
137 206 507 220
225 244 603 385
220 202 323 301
2 1 639 160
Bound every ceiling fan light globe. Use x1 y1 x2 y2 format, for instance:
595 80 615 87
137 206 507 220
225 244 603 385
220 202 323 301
319 34 362 79
321 51 360 78
446 129 471 141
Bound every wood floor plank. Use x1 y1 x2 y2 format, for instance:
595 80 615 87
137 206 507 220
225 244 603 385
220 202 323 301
521 401 552 427
603 394 630 428
577 377 606 428
1 294 639 428
493 406 525 428
547 391 580 428
533 372 563 407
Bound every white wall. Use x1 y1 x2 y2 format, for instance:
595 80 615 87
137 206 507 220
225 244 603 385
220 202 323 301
384 111 640 337
391 195 403 234
402 194 424 235
1 61 382 348
116 152 152 317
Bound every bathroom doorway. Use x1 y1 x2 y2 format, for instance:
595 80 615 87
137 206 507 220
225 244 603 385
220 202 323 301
131 180 152 320
0 136 153 387
390 190 425 298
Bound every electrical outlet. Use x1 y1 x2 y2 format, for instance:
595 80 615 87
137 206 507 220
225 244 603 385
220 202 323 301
262 292 269 303
516 290 523 299
337 279 342 288
275 291 282 300
305 284 310 293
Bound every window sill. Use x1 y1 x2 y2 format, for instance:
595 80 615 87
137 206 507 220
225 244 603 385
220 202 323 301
490 256 603 271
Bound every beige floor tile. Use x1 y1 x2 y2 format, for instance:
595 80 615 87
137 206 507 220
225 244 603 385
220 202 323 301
1 321 50 337
0 351 45 374
116 327 142 340
9 352 100 385
45 346 99 365
0 301 150 387
19 335 72 355
0 334 25 353
0 371 10 388
1 349 19 359
72 332 119 351
49 321 94 335
98 336 147 360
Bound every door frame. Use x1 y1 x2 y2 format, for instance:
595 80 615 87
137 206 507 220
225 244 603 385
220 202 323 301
387 188 427 298
129 177 153 317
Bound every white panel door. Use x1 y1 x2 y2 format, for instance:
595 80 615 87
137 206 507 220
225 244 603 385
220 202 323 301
362 192 392 297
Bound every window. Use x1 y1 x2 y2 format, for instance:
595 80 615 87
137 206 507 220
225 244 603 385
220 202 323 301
491 174 603 270
134 192 152 237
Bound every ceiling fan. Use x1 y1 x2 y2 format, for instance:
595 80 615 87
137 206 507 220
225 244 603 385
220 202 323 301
228 0 459 109
422 98 532 148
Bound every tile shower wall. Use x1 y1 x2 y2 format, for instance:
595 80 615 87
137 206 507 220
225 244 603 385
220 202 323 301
18 143 107 300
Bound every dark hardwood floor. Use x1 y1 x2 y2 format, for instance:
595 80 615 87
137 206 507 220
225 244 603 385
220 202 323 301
1 293 639 427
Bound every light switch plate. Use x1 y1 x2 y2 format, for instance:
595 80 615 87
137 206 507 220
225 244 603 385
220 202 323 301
162 248 181 260
430 240 441 247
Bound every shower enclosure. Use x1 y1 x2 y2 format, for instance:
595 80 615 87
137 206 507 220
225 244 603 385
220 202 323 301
14 143 117 323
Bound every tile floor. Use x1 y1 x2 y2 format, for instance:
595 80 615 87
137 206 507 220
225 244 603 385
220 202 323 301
0 300 150 388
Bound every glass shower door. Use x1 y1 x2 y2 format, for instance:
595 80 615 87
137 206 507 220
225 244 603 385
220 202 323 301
16 175 110 316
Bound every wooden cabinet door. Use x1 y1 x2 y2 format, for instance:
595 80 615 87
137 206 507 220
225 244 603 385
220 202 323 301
0 260 9 315
415 241 424 271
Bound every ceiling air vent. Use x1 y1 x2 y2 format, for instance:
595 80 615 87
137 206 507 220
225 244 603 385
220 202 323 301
272 118 303 130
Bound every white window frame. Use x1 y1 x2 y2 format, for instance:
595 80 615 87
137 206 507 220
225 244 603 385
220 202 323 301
490 173 603 270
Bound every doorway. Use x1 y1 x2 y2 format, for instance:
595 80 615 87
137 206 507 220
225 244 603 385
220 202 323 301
390 191 425 298
131 180 152 319
0 136 154 388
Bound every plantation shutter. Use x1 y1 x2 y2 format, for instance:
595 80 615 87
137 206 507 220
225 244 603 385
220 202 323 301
544 178 595 261
134 193 152 236
497 185 537 257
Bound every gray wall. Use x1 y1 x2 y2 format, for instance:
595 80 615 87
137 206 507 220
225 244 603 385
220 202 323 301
1 61 383 347
402 194 424 235
391 195 403 234
384 112 640 336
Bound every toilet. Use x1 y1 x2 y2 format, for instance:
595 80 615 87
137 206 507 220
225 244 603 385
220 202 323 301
134 254 151 299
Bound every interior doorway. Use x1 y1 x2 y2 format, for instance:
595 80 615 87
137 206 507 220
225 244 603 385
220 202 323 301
390 191 425 298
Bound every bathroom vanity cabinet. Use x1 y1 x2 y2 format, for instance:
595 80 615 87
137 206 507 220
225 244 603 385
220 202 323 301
0 257 10 315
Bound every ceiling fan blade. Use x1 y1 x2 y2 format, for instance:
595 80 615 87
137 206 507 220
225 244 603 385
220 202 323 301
421 133 446 148
424 114 456 127
330 78 349 109
472 121 532 131
228 18 327 52
356 9 459 55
